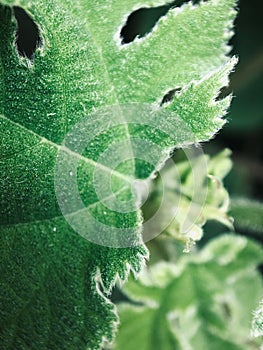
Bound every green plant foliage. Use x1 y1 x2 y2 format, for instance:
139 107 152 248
113 235 263 350
230 198 263 235
0 0 238 348
143 149 233 251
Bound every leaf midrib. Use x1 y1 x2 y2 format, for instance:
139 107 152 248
1 114 132 182
1 3 136 177
0 180 130 229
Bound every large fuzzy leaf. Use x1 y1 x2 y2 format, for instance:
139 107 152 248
113 235 263 350
0 0 237 348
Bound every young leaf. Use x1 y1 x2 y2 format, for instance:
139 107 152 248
143 149 233 251
0 0 237 348
113 235 263 350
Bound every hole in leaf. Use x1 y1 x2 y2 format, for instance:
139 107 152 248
120 5 171 44
120 0 203 44
215 83 233 102
161 88 182 105
13 6 42 59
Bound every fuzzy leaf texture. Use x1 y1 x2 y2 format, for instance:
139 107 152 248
113 235 263 350
0 0 237 349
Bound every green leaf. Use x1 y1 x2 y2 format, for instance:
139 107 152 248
230 198 263 235
0 0 237 348
113 235 263 350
